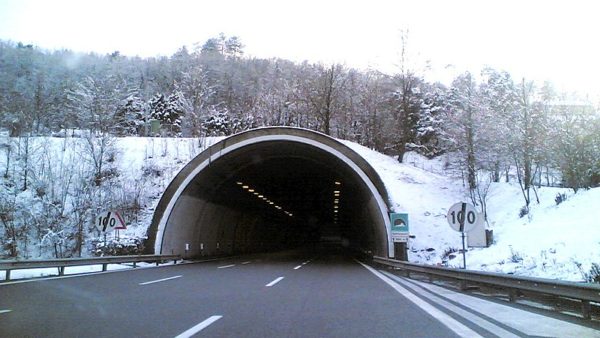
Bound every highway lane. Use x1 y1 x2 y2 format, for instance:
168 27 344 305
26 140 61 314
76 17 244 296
0 249 459 337
2 248 599 337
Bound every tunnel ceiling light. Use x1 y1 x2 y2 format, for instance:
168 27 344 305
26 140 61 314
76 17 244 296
269 202 274 205
334 200 339 204
242 185 249 189
334 205 338 209
258 195 263 198
236 181 243 185
253 192 259 196
334 210 338 213
248 189 255 192
335 181 341 185
333 190 340 194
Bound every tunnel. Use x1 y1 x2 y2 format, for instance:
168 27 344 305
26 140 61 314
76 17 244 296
145 127 395 258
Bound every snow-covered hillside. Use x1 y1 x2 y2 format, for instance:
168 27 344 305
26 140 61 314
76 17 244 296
348 142 600 282
1 135 598 282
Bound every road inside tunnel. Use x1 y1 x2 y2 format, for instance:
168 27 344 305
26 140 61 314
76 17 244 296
146 128 394 259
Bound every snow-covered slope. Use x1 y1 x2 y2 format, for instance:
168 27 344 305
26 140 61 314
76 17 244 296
2 135 598 282
346 142 600 282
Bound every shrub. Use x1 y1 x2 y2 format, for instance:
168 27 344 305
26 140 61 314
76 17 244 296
555 193 567 205
518 205 529 218
584 263 600 283
91 235 145 256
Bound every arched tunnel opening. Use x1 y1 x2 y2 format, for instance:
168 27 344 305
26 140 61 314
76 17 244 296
145 128 395 259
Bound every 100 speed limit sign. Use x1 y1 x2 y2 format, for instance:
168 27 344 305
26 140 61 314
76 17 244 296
446 202 478 233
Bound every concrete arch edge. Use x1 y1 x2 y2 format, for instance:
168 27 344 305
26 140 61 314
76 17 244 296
145 127 394 258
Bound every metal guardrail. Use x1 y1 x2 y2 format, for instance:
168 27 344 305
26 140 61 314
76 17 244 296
373 256 600 320
0 254 181 282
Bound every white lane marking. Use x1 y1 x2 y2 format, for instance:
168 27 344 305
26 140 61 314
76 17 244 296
356 260 482 338
302 260 311 265
174 315 222 338
293 265 303 270
266 277 284 287
0 309 12 314
241 261 251 265
139 275 182 286
217 264 235 269
381 271 520 338
400 274 600 338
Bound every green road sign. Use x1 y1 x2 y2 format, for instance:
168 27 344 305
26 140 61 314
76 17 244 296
390 213 409 242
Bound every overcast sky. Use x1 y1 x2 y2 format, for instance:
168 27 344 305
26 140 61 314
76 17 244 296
0 0 598 97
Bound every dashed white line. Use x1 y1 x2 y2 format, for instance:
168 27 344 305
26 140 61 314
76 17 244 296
174 315 222 338
241 261 251 265
217 264 236 269
139 275 182 286
0 309 12 314
266 277 284 287
293 265 302 270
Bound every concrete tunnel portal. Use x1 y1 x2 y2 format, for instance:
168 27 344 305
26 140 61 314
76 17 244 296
145 127 396 259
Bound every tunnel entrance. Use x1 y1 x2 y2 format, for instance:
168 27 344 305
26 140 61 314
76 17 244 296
145 127 394 258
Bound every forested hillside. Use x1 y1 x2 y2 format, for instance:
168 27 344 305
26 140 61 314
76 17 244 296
1 34 599 259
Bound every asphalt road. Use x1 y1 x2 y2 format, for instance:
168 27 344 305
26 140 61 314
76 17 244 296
1 247 599 338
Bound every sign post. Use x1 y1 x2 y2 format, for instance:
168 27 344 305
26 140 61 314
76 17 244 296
446 202 478 269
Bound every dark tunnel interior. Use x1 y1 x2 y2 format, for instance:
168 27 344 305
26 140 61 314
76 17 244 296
151 136 391 258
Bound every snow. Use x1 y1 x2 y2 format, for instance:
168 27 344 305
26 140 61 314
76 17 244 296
1 134 599 282
0 261 179 282
346 143 600 282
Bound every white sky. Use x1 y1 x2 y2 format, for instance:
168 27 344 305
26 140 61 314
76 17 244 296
0 0 598 97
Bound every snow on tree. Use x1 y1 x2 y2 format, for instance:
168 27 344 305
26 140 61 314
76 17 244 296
148 92 188 136
113 96 146 136
412 83 447 158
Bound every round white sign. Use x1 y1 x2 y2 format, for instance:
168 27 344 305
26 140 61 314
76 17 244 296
446 202 478 232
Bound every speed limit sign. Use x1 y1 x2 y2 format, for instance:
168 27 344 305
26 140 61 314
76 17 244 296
96 211 126 232
447 202 478 233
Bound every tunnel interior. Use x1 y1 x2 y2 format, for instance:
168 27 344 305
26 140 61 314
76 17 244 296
153 133 391 258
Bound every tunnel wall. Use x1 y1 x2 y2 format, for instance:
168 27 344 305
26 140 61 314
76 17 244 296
145 127 395 258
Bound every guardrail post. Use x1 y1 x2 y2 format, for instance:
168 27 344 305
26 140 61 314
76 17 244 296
58 266 65 276
508 289 517 302
102 263 107 272
133 262 137 268
156 260 160 266
582 300 591 320
5 269 10 281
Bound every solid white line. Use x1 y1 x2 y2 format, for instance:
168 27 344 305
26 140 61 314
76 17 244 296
398 272 600 337
266 277 284 287
241 261 251 265
356 260 482 338
0 309 12 314
293 265 302 270
139 275 182 286
174 315 222 338
381 271 520 338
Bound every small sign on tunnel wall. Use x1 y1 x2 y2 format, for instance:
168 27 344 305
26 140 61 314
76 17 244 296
390 213 409 242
